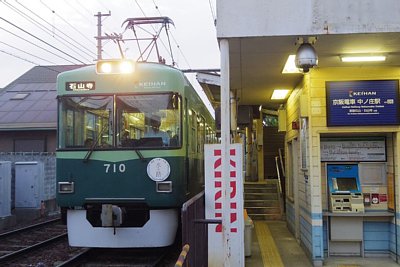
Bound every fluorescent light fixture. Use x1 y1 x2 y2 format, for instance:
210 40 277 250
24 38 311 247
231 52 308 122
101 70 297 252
271 89 290 100
341 55 386 62
282 55 302 73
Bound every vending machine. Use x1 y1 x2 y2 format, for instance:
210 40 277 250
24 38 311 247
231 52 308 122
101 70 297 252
327 164 364 213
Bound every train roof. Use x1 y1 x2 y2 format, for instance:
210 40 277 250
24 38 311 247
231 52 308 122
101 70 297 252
57 61 189 95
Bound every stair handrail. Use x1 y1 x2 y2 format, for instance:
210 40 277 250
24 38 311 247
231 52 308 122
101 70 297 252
278 148 285 177
275 156 283 197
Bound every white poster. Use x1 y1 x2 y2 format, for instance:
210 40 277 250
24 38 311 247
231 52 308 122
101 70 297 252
205 144 244 267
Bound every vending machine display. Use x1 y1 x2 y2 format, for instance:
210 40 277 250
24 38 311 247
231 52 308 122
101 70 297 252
327 164 364 213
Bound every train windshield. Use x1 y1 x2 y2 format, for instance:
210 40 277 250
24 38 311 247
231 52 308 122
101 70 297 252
116 93 181 148
58 93 181 149
58 96 113 149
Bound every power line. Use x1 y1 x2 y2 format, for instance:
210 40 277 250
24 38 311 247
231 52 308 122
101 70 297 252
0 41 56 64
131 0 181 66
40 0 97 47
208 0 216 25
150 0 191 68
0 49 43 66
65 0 113 58
0 49 72 75
0 27 77 64
0 20 81 64
16 0 97 58
3 1 94 62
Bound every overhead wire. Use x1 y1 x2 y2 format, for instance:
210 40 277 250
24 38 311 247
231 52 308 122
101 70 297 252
3 1 94 62
0 50 70 75
208 0 217 26
67 0 113 58
0 49 43 66
151 0 191 68
40 0 96 47
16 0 97 58
0 41 56 64
132 0 178 66
0 18 84 64
0 26 78 64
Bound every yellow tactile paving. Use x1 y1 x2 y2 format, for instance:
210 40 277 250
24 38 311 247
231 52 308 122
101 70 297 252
254 221 284 267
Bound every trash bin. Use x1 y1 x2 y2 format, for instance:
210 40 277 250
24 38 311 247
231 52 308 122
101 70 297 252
244 209 254 257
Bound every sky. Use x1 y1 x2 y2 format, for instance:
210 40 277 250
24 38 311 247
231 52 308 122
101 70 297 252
0 0 220 111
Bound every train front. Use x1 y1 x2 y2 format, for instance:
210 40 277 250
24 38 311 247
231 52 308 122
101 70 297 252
56 60 187 248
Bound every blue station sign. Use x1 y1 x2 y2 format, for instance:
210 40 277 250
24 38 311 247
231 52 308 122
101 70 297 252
326 80 399 126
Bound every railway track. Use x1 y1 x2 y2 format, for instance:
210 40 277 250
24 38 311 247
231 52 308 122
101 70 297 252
0 217 180 266
57 247 176 267
0 218 83 266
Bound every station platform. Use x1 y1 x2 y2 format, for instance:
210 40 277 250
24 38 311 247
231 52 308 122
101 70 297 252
245 220 400 267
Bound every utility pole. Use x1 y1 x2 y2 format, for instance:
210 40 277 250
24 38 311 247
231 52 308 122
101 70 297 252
94 11 111 60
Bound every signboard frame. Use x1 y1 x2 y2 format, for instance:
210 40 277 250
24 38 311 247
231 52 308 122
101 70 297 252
320 137 386 162
326 80 400 126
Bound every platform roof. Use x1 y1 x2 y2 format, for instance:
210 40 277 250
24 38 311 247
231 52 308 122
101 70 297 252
198 33 400 111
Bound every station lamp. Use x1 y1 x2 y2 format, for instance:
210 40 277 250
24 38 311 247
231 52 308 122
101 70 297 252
340 55 386 62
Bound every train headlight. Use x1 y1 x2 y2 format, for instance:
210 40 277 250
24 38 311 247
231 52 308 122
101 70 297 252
119 60 135 73
99 62 112 73
96 59 135 74
58 182 74 193
147 158 170 182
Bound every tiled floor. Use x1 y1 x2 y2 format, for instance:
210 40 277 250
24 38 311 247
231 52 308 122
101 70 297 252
246 220 400 267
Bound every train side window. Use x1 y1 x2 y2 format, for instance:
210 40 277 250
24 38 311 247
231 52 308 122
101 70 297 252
189 109 197 153
197 116 205 153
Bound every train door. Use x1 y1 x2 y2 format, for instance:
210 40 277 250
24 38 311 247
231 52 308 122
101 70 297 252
184 99 189 193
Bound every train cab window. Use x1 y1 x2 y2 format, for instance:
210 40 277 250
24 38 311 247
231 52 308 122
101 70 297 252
58 96 113 149
116 93 182 149
58 93 182 150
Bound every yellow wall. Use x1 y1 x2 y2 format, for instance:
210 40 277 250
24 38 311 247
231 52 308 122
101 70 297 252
295 66 400 215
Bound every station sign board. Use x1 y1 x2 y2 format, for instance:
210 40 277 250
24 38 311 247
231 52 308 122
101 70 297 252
326 80 399 126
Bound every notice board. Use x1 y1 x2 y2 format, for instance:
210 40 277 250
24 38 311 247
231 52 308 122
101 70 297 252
320 137 386 162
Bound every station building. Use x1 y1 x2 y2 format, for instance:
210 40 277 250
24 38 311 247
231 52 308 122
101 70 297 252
212 0 400 265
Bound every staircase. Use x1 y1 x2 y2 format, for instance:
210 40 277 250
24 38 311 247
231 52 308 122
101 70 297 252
244 180 283 220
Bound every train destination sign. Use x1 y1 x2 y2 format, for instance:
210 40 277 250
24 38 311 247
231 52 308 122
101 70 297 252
66 81 95 91
326 80 399 126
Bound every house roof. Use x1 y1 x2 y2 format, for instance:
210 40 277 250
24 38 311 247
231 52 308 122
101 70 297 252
0 65 85 131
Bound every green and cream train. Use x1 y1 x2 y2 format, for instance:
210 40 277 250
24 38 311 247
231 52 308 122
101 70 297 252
56 59 215 247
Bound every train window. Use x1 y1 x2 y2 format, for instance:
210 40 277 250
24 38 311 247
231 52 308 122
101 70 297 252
189 109 197 153
58 96 113 149
58 93 182 150
197 116 205 153
116 93 182 149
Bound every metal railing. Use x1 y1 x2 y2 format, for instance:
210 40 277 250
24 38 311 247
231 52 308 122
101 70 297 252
181 191 222 267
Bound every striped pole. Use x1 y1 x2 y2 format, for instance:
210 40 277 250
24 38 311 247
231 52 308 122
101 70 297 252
174 244 190 267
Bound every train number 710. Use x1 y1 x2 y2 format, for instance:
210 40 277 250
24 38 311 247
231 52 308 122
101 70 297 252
104 163 126 173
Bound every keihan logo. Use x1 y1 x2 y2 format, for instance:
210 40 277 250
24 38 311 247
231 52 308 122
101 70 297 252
348 90 376 97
